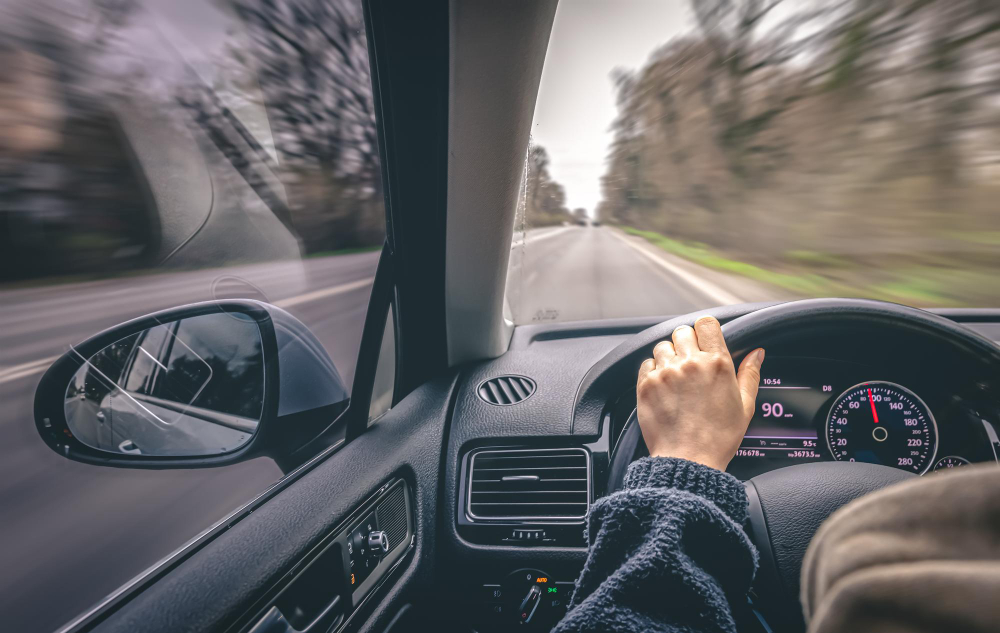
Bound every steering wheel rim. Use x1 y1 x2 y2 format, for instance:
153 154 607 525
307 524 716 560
598 298 1000 629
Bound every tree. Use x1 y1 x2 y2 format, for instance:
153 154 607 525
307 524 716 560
519 144 573 227
598 0 1000 260
180 0 385 252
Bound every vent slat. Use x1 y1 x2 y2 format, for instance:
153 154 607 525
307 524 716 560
497 378 516 403
467 448 589 520
507 378 527 400
477 466 587 472
487 381 506 404
477 376 536 405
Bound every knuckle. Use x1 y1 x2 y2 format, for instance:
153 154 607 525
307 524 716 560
708 354 730 371
676 358 697 375
653 341 671 354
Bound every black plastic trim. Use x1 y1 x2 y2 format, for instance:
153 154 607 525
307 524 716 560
366 0 450 398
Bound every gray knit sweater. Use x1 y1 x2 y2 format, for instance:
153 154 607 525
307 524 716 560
552 457 759 633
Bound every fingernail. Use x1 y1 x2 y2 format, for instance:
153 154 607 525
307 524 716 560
756 349 766 364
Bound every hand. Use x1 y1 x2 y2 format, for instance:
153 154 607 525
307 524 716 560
636 315 765 471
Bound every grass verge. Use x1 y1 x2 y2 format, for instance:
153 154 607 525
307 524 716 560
617 226 994 307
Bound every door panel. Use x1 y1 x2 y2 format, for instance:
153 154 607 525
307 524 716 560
87 373 457 633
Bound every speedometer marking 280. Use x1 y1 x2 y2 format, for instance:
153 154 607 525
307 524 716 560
825 381 938 474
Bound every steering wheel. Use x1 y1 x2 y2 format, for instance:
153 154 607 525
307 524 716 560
598 299 1000 630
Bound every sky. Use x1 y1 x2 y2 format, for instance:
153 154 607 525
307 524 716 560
530 0 695 217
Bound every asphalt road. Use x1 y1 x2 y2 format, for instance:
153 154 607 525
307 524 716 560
0 227 786 632
507 225 786 323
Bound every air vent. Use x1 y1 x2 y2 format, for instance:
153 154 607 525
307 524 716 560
477 376 536 405
467 448 590 521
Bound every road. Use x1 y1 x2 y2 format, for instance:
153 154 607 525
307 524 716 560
0 227 786 632
507 225 786 323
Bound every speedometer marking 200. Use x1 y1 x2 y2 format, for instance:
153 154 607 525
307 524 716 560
825 381 938 474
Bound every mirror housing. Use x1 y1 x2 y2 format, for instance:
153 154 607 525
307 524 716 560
34 300 348 470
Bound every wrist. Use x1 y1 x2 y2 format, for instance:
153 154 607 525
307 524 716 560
624 456 749 524
646 447 727 472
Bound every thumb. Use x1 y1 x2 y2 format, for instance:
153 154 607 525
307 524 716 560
737 348 765 421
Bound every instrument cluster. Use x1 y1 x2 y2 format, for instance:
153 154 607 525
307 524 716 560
724 357 999 480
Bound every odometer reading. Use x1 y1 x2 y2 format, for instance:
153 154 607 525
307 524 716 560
825 382 937 474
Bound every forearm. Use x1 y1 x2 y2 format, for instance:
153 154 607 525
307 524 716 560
553 457 758 633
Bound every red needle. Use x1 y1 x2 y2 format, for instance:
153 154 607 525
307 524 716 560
867 388 880 424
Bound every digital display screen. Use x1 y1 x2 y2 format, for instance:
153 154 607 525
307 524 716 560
727 359 852 479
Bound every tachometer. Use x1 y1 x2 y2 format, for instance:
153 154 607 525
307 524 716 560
826 382 937 474
933 456 969 471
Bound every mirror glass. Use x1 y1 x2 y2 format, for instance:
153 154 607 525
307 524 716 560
63 312 265 456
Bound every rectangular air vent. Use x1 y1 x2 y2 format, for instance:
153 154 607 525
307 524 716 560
467 448 590 521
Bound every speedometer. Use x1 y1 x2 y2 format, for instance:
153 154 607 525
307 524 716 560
825 381 938 474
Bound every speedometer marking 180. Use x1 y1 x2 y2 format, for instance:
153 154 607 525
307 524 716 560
825 381 938 474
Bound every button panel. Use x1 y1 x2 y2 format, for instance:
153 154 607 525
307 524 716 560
476 568 574 630
347 512 380 588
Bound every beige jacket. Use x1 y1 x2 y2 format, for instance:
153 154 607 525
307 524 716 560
802 463 1000 633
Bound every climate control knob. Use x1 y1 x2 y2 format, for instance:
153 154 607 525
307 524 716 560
367 530 389 555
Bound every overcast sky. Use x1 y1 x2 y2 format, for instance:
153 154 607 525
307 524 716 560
531 1 695 216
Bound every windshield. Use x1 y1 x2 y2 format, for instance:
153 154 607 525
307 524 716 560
506 0 1000 325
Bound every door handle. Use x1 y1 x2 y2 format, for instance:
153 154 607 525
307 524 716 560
247 596 343 633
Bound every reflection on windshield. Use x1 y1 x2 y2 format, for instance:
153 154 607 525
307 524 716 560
0 0 384 282
510 0 1000 324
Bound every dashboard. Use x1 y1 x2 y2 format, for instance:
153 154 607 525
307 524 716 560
443 307 1000 631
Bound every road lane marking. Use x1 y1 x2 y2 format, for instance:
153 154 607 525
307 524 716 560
0 278 374 385
275 278 373 309
607 229 742 305
512 226 574 247
526 227 573 244
0 355 59 383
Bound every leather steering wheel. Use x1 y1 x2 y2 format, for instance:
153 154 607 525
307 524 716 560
600 299 1000 630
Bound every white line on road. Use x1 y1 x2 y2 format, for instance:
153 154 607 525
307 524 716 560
0 360 60 385
512 226 575 247
0 355 59 381
274 278 373 309
606 229 742 305
0 278 376 385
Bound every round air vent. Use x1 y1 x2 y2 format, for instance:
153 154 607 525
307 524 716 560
477 375 536 406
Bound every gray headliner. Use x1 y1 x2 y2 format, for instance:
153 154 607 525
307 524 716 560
445 0 558 365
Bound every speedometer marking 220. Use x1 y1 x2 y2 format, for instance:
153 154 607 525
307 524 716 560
825 381 938 474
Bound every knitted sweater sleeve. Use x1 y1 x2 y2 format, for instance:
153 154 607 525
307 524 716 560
551 457 758 633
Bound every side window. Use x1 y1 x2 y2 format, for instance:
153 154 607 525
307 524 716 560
0 1 389 631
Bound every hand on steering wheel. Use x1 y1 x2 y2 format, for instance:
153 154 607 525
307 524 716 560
637 316 765 471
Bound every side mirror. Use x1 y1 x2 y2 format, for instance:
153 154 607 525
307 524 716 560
34 301 348 470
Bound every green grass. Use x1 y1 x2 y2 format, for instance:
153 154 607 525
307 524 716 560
620 227 833 296
616 226 991 307
945 230 1000 247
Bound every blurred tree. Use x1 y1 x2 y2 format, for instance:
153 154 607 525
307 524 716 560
520 144 573 227
180 0 385 253
599 0 1000 266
